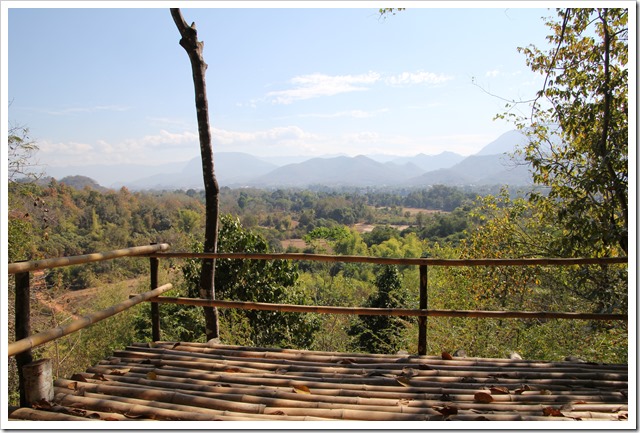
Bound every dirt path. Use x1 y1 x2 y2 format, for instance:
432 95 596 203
34 278 144 321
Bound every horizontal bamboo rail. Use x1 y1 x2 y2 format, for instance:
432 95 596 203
8 283 174 357
8 243 170 274
151 297 627 321
152 251 627 267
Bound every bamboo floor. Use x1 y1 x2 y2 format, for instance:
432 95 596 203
9 341 628 422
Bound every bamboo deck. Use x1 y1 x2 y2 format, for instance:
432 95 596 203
9 342 628 422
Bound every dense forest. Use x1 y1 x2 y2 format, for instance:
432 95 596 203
7 7 629 406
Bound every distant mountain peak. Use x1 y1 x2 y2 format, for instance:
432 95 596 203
475 130 528 156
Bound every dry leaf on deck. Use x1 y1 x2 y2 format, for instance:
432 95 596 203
293 384 311 394
70 373 87 382
435 405 458 417
396 377 412 387
92 373 109 381
401 367 416 378
441 352 453 360
31 399 53 410
490 386 510 395
474 391 494 403
514 384 532 394
146 371 158 380
542 406 564 417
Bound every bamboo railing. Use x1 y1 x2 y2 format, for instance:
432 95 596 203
7 243 627 408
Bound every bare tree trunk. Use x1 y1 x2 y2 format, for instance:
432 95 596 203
170 8 219 339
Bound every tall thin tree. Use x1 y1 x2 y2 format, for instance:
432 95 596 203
170 8 219 339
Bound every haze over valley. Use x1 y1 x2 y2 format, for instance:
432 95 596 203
45 130 533 190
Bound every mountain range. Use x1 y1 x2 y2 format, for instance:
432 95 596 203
47 130 534 190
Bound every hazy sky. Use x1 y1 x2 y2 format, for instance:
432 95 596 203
5 2 560 167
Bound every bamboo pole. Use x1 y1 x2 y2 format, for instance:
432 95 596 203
14 271 32 407
54 386 331 421
8 243 170 274
8 406 102 421
152 251 627 267
149 254 160 342
119 343 628 374
418 264 428 355
150 297 627 321
8 284 173 357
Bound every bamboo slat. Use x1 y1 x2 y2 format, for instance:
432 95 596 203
14 343 627 423
8 243 170 274
7 284 173 357
152 251 628 267
151 297 627 321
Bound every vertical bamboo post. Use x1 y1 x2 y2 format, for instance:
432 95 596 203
150 255 160 342
418 265 428 356
23 358 54 404
15 271 33 407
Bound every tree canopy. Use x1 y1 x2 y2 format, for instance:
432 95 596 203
505 8 628 257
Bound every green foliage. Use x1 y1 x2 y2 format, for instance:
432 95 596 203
348 266 413 354
183 215 320 349
503 8 628 256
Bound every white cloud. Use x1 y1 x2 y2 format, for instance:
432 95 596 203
266 72 381 104
297 108 389 119
385 71 453 87
38 130 200 166
212 126 322 153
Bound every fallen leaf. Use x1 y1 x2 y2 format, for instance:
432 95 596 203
275 368 288 375
435 405 458 417
396 377 412 387
31 399 53 410
271 410 286 416
103 416 120 421
75 387 85 397
92 373 109 381
123 412 144 419
70 373 87 382
86 412 101 419
461 377 477 383
397 398 412 406
293 384 311 394
401 367 416 378
441 352 453 360
514 384 532 394
223 367 241 373
490 386 510 395
440 393 453 401
146 371 158 380
474 391 494 403
540 389 553 395
542 407 564 417
67 382 78 390
110 369 130 376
